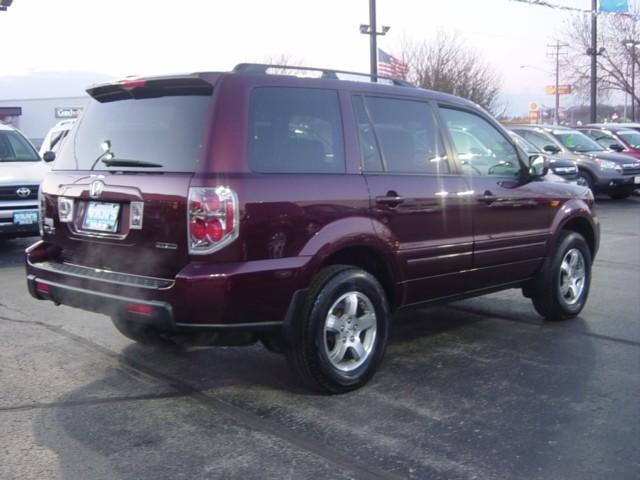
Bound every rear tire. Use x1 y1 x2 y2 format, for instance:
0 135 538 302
111 316 176 347
285 265 390 394
529 231 592 321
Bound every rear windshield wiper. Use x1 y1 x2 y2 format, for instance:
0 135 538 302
101 158 163 168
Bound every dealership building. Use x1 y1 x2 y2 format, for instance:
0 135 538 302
0 96 88 148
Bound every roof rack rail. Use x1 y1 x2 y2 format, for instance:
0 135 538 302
233 63 415 88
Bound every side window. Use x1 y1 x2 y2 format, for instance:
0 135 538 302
590 131 623 149
352 96 383 172
362 96 449 174
441 107 521 177
517 130 555 151
248 87 345 174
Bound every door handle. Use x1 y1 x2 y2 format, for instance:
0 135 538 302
375 195 405 206
477 191 498 204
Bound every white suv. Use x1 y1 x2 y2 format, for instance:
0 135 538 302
39 119 76 157
0 124 48 239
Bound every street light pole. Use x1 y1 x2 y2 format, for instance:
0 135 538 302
369 0 377 76
359 0 390 77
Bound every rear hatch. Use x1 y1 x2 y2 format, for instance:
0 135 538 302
41 76 215 279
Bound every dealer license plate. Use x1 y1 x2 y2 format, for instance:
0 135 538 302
13 210 38 225
83 202 120 232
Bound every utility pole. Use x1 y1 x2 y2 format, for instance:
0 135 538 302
547 41 568 125
589 0 598 123
623 39 640 122
359 0 390 77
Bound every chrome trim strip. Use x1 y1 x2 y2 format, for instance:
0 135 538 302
32 259 174 290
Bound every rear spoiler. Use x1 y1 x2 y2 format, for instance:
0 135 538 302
87 76 214 103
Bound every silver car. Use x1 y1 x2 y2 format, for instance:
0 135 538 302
0 124 48 239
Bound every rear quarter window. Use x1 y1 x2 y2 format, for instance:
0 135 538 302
248 87 345 174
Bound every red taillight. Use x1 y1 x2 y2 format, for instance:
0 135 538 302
188 187 239 255
127 303 152 315
36 282 49 294
206 218 224 242
190 218 206 241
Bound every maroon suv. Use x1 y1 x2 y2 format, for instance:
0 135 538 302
26 64 600 393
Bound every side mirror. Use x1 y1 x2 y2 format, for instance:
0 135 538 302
543 144 560 154
42 151 56 163
529 154 550 177
609 143 624 152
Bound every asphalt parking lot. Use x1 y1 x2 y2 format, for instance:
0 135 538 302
1 197 638 480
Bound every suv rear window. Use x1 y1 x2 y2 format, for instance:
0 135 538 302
54 95 211 172
248 87 345 174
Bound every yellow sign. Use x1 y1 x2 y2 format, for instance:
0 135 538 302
546 85 572 95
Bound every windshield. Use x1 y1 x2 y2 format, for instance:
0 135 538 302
554 130 604 153
617 130 640 149
0 130 40 162
54 94 211 172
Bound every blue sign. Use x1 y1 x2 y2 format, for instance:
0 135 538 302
599 0 628 13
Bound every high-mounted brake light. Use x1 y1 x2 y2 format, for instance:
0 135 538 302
188 187 239 255
119 79 146 89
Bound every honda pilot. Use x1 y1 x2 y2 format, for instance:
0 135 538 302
26 65 600 393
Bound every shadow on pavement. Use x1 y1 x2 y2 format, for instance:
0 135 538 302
31 304 613 480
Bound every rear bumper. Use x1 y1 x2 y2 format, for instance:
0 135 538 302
25 240 311 333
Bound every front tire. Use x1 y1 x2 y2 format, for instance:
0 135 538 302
285 265 390 394
576 170 593 191
530 231 592 321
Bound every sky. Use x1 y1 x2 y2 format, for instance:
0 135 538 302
0 0 591 114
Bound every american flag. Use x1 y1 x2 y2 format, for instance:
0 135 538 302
377 49 409 78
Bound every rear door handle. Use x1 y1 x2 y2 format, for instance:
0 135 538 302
375 195 405 206
478 191 498 204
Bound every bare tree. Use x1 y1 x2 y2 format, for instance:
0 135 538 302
562 4 640 110
399 33 502 114
260 54 305 74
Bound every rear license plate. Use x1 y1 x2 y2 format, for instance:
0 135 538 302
634 176 640 184
83 202 120 232
13 210 38 225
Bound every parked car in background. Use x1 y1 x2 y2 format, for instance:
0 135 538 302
587 122 640 134
511 125 640 199
508 130 580 184
25 65 599 392
39 119 76 157
0 124 48 239
577 124 640 160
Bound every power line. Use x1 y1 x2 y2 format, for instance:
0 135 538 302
511 0 638 17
